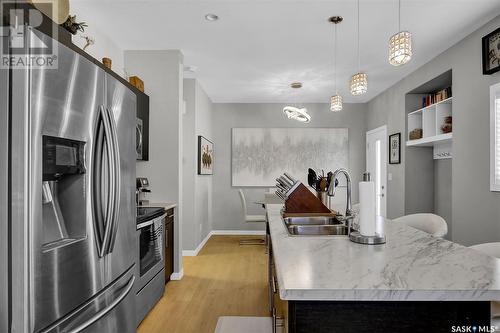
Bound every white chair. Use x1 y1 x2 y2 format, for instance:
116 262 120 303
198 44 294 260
238 189 266 245
392 213 448 238
468 242 500 318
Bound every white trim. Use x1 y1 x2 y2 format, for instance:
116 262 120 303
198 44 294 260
182 230 266 257
170 269 184 280
366 124 388 136
182 231 212 256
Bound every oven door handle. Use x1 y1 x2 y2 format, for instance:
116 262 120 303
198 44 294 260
136 213 166 230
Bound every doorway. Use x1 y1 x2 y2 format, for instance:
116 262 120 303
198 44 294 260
366 125 387 217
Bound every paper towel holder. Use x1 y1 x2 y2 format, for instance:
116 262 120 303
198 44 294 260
349 231 386 245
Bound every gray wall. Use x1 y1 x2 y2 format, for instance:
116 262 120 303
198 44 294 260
182 79 214 251
366 15 500 245
124 50 184 272
212 103 367 231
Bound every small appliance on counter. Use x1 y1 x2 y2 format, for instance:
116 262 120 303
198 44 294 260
136 177 151 206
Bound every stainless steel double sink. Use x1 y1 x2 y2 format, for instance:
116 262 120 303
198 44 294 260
282 216 351 236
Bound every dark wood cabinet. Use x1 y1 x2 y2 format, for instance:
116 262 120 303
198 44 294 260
164 208 174 283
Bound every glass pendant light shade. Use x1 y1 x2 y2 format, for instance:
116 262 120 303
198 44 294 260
389 31 412 66
283 106 311 123
330 95 343 112
350 72 367 96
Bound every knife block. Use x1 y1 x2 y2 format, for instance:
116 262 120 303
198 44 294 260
283 183 334 217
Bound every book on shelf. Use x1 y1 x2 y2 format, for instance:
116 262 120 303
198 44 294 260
422 87 452 108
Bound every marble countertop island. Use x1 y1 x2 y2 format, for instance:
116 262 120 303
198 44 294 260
266 204 500 301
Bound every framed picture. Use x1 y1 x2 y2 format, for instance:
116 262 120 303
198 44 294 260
198 136 214 175
482 27 500 75
389 133 401 164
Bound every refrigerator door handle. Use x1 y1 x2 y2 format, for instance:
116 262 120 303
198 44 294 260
92 106 116 257
65 275 135 333
104 107 121 255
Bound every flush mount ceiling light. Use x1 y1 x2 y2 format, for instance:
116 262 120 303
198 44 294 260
329 16 343 112
389 0 412 66
205 13 219 21
283 82 311 123
350 0 368 96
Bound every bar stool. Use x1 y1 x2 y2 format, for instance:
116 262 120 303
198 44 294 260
392 213 448 238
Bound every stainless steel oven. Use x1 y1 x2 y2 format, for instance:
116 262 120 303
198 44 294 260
135 207 166 325
137 211 165 290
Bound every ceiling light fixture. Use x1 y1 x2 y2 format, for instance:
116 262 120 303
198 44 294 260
329 16 343 112
389 0 412 66
350 0 367 96
283 82 311 123
205 13 219 21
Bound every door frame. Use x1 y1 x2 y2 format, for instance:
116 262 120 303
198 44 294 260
366 125 388 217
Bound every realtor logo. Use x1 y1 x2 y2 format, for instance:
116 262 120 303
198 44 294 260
0 1 58 69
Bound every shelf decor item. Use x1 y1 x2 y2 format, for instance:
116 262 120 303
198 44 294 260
441 116 452 134
198 136 214 175
60 15 87 35
482 27 500 75
102 57 112 69
389 133 401 164
329 16 343 112
129 76 144 92
409 128 422 140
350 0 367 96
388 0 412 66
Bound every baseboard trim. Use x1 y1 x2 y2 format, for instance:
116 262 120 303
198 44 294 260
182 231 212 256
182 230 266 257
170 269 183 280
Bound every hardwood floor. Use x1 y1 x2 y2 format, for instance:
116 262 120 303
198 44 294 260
137 235 269 333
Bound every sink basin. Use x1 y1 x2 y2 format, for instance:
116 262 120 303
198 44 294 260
287 224 349 236
282 216 352 236
283 216 341 226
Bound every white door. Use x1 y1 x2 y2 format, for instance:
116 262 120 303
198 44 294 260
366 125 387 217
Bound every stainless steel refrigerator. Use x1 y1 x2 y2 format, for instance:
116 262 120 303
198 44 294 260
1 27 137 333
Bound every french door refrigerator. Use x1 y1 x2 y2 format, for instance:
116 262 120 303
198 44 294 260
1 27 137 333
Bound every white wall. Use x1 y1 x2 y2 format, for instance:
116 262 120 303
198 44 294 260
70 4 125 77
366 15 500 245
211 103 367 232
124 50 184 272
182 79 213 251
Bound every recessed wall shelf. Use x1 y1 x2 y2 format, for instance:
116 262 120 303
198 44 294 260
406 97 452 158
406 132 452 147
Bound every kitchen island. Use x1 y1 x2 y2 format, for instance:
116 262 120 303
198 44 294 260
266 204 500 332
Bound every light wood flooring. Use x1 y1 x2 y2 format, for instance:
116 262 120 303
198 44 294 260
137 235 269 333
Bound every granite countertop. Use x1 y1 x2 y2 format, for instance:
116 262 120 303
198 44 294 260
266 204 500 301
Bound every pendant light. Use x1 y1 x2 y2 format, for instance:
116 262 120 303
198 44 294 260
283 82 311 123
389 0 412 66
350 0 367 96
329 16 343 112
